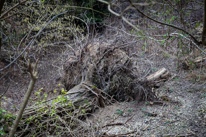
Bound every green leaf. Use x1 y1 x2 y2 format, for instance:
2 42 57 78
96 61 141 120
171 16 175 21
116 109 124 115
1 109 6 113
128 109 133 113
195 22 201 28
82 109 85 114
142 46 145 50
160 40 165 46
201 93 206 98
166 19 170 23
44 93 48 98
131 29 134 33
163 33 168 38
58 95 61 99
141 108 145 111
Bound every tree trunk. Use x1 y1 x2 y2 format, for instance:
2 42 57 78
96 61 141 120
0 0 5 14
0 0 5 56
202 0 206 46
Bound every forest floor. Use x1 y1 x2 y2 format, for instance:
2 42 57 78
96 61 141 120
1 16 206 136
88 75 206 136
1 42 206 137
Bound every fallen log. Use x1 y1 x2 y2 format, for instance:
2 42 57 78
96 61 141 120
182 56 206 69
146 67 171 88
16 81 107 137
146 68 169 81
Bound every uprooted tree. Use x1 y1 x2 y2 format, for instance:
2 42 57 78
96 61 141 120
0 0 206 136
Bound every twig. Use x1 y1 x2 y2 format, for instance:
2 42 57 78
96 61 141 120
9 59 38 137
125 114 135 124
141 110 157 117
106 130 136 137
142 125 149 131
0 10 69 72
97 0 140 31
186 129 197 136
0 84 9 99
0 0 29 20
72 16 89 50
161 133 193 137
110 106 128 123
0 2 34 21
127 0 201 45
170 33 206 55
102 122 125 128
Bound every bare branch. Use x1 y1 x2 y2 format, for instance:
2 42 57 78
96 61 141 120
98 0 140 31
0 85 9 99
9 59 38 137
0 10 69 72
0 0 29 20
127 0 201 45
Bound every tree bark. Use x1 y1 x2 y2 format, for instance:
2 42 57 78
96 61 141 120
0 0 5 56
9 60 38 137
0 0 5 14
202 0 206 46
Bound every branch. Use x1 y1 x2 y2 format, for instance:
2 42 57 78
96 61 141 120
9 59 38 137
171 33 206 55
0 0 5 55
0 2 34 21
0 0 29 20
0 85 9 99
58 5 109 17
72 16 89 49
0 10 69 72
0 0 5 15
127 0 201 45
97 0 140 31
0 0 28 19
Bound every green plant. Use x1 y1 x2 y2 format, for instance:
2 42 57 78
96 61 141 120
0 107 15 136
163 53 170 57
127 109 133 113
200 93 206 98
116 109 124 115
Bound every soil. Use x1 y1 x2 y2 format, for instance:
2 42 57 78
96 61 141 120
88 77 206 136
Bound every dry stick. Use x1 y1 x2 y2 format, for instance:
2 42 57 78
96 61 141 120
102 122 125 128
107 130 136 137
103 114 135 128
97 0 140 31
9 59 39 137
110 106 128 123
101 106 128 135
124 114 135 124
0 85 9 99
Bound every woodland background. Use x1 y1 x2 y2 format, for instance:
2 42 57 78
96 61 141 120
0 0 206 136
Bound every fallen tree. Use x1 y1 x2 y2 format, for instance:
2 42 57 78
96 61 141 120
12 42 172 136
